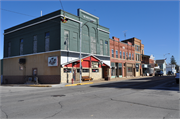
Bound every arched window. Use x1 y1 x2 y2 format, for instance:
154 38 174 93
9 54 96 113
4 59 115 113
90 28 96 54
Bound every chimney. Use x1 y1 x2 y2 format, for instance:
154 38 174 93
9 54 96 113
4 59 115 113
112 36 120 41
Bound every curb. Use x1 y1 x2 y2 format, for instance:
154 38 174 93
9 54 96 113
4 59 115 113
29 85 52 87
65 82 93 87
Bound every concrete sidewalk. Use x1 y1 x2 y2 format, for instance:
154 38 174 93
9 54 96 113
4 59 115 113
1 76 156 87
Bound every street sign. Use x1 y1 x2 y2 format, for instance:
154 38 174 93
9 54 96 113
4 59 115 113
81 59 83 62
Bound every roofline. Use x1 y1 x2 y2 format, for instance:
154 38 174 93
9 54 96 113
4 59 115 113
61 54 110 67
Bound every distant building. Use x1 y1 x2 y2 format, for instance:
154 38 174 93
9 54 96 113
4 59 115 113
166 64 176 74
141 54 155 76
155 59 167 75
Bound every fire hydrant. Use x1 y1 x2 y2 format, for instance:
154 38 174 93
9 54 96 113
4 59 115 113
71 78 74 84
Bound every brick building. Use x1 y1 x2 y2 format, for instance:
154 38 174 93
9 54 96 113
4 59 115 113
110 37 136 78
121 37 144 76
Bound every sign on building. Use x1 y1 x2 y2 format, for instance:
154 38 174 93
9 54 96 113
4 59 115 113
48 56 58 66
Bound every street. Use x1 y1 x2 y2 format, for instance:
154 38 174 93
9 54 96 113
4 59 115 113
0 76 179 119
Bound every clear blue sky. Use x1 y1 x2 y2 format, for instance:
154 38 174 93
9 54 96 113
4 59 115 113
0 1 179 64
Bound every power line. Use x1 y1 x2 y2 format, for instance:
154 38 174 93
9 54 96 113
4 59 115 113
0 8 60 24
0 8 36 18
59 0 66 16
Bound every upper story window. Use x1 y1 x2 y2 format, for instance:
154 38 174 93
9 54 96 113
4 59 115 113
129 53 131 60
136 54 140 61
33 35 37 53
20 39 23 55
100 40 103 55
116 50 118 58
112 49 114 57
105 41 108 55
8 42 11 57
123 52 125 59
45 32 50 51
64 30 69 50
126 52 128 59
120 51 122 59
132 53 134 60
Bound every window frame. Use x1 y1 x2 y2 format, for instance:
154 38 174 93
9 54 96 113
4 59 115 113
116 50 118 58
20 39 23 55
112 49 114 57
45 32 50 51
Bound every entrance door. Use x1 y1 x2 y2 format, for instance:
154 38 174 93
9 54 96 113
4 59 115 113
124 67 126 77
116 63 118 77
102 66 108 78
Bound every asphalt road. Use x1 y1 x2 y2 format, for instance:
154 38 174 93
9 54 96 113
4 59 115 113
0 76 179 119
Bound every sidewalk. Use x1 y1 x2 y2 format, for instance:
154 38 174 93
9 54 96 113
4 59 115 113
1 76 154 87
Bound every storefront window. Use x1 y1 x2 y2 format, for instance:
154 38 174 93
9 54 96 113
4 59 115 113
77 69 89 72
111 68 116 76
92 69 99 72
128 67 132 72
64 68 72 73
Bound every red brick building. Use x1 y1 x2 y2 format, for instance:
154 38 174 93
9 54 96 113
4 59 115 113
109 37 136 78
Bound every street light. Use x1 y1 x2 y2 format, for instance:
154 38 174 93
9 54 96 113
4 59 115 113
79 20 94 83
164 53 170 75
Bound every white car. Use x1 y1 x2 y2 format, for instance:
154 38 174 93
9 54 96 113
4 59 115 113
175 72 179 84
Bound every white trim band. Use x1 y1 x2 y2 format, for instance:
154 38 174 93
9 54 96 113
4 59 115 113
97 28 110 34
3 50 60 59
79 9 99 19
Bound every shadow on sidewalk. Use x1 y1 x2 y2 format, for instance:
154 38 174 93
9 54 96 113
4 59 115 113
90 76 179 91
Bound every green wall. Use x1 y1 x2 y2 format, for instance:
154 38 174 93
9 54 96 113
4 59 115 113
4 9 110 58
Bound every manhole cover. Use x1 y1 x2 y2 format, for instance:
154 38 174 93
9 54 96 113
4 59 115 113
52 95 65 97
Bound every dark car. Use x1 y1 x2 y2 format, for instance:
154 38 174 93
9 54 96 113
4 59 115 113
175 72 179 84
167 71 174 76
155 70 163 76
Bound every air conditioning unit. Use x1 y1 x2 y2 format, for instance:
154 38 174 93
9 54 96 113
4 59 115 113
19 58 26 64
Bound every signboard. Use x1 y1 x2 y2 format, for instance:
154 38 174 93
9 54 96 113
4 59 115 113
91 62 98 68
48 56 58 66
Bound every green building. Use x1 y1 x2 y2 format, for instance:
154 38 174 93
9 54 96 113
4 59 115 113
3 9 110 84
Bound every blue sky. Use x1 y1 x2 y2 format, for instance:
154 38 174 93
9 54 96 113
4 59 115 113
0 1 179 64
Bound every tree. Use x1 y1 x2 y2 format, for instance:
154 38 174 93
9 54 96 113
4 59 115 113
170 55 177 65
170 55 179 72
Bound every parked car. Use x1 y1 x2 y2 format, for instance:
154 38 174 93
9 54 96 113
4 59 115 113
175 72 179 84
155 70 163 76
167 71 174 76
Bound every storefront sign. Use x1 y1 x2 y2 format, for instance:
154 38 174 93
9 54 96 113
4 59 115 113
48 56 58 66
